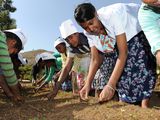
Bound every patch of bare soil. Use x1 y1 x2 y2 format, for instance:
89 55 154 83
0 81 160 120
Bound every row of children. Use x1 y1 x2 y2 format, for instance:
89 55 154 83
0 0 159 108
45 0 160 108
31 51 73 93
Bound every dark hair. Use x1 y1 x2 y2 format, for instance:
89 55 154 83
55 42 66 52
4 32 23 51
10 54 21 64
44 59 57 68
74 3 96 23
44 59 56 63
59 42 66 47
38 58 43 64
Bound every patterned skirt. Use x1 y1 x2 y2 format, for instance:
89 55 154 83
92 51 117 90
92 31 157 103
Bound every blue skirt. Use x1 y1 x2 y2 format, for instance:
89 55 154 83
92 31 156 103
92 51 117 90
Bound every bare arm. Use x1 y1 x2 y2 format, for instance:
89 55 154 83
79 46 103 100
99 33 128 102
85 46 102 86
57 57 74 84
46 57 74 99
107 33 128 89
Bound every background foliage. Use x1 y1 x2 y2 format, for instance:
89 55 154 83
19 65 32 80
0 0 16 30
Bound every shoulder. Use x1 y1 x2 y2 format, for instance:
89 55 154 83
98 3 140 16
0 31 7 43
97 4 124 25
66 47 75 58
98 3 124 15
0 31 6 38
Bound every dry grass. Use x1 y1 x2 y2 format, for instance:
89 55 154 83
0 82 160 120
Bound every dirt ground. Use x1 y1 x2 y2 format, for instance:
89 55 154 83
0 81 160 120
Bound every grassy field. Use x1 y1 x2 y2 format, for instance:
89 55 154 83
0 81 160 120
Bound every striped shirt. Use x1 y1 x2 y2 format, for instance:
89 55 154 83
0 31 18 86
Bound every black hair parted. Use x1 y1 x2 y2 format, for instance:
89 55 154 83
4 31 23 51
74 3 96 23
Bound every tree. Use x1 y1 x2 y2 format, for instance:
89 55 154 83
0 0 16 30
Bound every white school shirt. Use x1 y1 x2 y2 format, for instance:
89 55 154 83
66 46 75 58
85 3 142 53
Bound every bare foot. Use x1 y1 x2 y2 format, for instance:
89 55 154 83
141 99 149 108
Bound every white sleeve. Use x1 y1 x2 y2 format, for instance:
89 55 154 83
88 36 95 48
109 11 125 36
67 50 75 58
83 31 104 52
83 31 96 47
